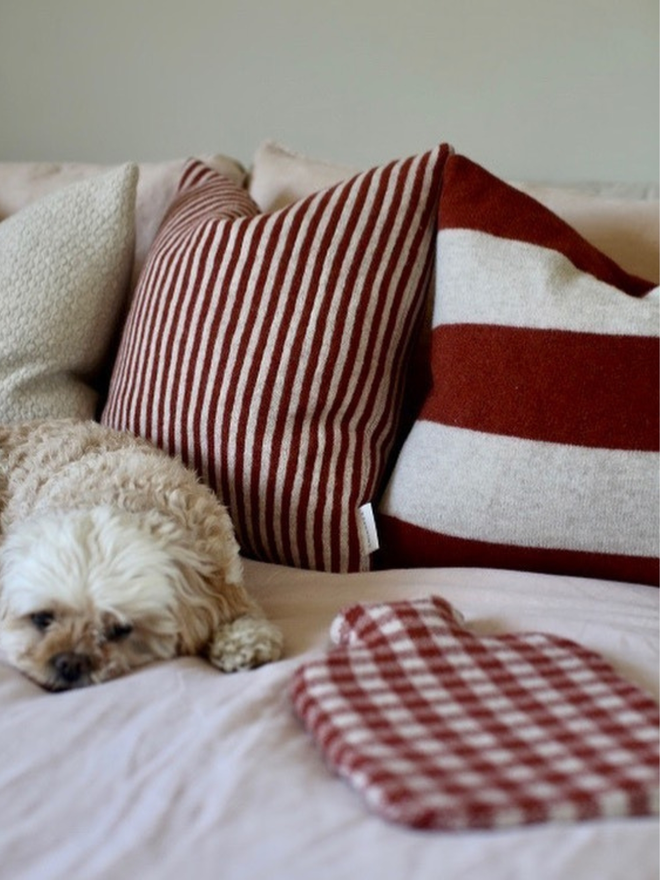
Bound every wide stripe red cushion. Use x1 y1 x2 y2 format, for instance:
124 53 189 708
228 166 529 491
378 155 659 586
102 146 450 572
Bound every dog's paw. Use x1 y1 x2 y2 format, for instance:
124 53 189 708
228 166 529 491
207 616 284 672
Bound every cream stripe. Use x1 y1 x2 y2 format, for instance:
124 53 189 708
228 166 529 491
152 218 216 445
203 215 285 529
236 196 342 564
214 201 322 557
135 218 203 439
288 164 403 570
161 219 220 454
259 188 351 568
285 154 431 569
435 230 658 334
315 166 403 570
310 150 438 568
380 422 659 557
177 220 249 480
323 153 435 570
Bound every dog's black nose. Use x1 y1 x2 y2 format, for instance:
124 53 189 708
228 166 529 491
51 652 92 684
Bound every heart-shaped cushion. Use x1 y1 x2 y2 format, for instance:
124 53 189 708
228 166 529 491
291 596 659 830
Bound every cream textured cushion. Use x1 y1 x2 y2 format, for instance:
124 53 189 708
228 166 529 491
249 141 659 282
0 164 138 423
0 155 246 291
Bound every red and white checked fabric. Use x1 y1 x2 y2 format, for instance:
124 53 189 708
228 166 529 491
378 154 659 586
291 596 659 831
102 146 450 573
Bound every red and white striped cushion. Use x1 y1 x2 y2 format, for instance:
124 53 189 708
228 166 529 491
291 596 660 831
102 146 450 572
378 155 659 586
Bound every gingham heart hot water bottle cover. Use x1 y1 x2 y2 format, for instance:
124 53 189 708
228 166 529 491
290 597 659 830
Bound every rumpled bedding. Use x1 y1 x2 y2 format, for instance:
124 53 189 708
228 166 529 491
0 561 657 880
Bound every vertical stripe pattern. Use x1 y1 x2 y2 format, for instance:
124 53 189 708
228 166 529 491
378 154 659 586
103 146 450 572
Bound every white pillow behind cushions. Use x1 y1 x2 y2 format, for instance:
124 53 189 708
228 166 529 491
248 140 358 212
0 164 137 423
513 182 659 283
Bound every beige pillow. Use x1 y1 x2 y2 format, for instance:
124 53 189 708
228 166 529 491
249 141 659 282
248 140 358 213
514 182 659 283
0 164 137 423
0 154 246 289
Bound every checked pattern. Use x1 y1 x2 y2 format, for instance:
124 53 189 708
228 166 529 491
291 596 659 830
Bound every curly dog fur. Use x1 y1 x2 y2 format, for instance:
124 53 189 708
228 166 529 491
0 419 283 690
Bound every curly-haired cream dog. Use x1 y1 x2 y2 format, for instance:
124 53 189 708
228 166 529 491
0 420 283 691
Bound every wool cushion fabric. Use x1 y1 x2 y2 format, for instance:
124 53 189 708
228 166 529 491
291 595 659 831
0 165 137 423
102 145 451 572
378 155 659 586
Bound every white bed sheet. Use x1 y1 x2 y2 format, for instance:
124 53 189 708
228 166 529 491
0 562 657 880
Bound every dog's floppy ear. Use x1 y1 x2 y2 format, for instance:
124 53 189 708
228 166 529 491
145 530 256 656
137 507 251 654
158 544 220 653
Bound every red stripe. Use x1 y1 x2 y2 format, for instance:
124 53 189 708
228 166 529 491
439 155 656 297
145 221 202 449
377 515 659 587
204 218 273 516
158 222 216 457
181 222 235 477
420 325 659 451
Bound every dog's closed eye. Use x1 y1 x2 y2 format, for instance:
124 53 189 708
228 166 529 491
105 622 133 642
30 611 55 632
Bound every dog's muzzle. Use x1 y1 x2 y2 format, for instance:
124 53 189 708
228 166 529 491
50 651 93 688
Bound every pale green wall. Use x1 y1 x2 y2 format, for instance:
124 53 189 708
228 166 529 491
0 0 657 182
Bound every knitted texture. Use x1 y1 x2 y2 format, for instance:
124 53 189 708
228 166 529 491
103 148 450 572
291 596 660 831
0 164 137 423
378 154 659 585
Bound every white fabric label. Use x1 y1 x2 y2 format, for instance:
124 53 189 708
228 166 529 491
358 503 380 555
